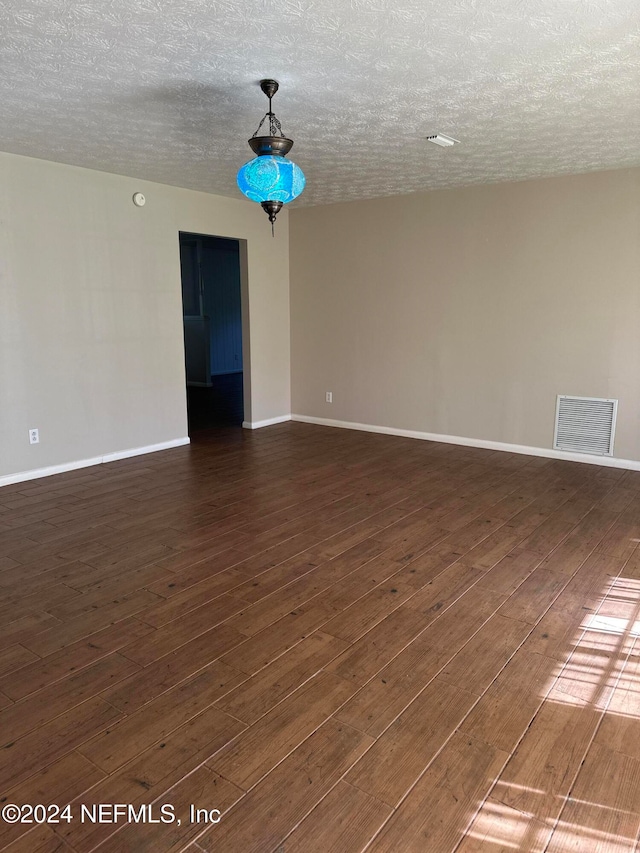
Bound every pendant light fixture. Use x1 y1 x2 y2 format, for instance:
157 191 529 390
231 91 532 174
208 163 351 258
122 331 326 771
236 79 305 234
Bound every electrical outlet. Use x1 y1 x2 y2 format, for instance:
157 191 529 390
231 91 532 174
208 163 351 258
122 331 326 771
29 428 39 444
325 392 333 403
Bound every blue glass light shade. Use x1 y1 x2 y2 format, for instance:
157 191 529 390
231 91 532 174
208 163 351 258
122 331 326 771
237 154 305 204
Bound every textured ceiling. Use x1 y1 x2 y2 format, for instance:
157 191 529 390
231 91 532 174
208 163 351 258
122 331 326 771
1 0 639 206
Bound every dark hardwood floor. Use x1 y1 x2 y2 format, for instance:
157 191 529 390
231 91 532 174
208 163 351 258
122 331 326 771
1 422 640 852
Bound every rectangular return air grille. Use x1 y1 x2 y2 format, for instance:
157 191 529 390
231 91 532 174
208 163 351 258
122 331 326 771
554 395 617 456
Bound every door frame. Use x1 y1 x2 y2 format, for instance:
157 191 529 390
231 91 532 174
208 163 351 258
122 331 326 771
178 231 251 426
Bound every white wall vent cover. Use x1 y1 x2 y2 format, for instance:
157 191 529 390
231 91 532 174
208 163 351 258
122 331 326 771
554 395 618 456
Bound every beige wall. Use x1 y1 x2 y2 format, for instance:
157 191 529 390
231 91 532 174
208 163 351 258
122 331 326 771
290 168 640 462
0 151 290 481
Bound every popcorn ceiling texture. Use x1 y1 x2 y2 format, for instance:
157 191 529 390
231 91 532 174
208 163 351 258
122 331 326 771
0 0 638 206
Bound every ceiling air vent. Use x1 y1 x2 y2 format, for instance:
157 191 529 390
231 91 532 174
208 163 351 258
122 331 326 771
553 395 617 456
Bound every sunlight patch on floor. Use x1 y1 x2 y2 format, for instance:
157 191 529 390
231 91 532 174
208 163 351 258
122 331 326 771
462 571 640 851
463 795 549 852
542 575 640 709
465 784 638 852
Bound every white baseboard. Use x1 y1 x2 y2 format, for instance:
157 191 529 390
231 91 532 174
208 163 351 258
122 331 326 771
291 414 640 472
0 437 191 488
102 437 190 463
242 415 292 430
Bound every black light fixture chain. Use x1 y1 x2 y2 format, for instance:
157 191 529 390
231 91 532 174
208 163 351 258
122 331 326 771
269 112 283 137
250 79 286 139
251 110 285 139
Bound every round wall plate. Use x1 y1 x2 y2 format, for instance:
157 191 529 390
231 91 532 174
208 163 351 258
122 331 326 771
132 192 146 207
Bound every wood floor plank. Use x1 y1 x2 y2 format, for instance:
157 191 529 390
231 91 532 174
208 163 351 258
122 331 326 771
101 651 245 714
545 742 640 853
208 670 357 789
596 512 640 559
460 647 557 753
526 505 616 577
335 632 453 736
365 732 509 853
320 578 418 643
346 675 478 806
2 824 76 852
0 695 121 790
196 719 374 853
0 583 81 624
45 564 174 619
407 585 506 653
549 626 632 711
90 766 241 853
0 562 95 596
476 549 542 596
432 493 536 557
0 611 61 648
489 700 601 831
231 533 327 578
524 551 627 660
0 653 140 744
226 552 325 605
53 554 169 593
432 486 527 534
120 596 250 666
218 602 342 676
401 559 486 617
459 503 551 570
144 548 248 595
78 669 245 773
0 618 153 700
0 752 104 849
57 707 245 851
388 544 463 589
514 497 593 556
0 644 39 678
497 566 569 624
136 568 248 627
438 613 532 695
146 533 250 574
233 538 388 603
216 631 347 724
237 490 352 539
22 590 164 657
284 517 392 564
226 560 387 640
461 664 624 851
594 640 640 760
455 798 550 852
278 780 393 853
325 604 428 688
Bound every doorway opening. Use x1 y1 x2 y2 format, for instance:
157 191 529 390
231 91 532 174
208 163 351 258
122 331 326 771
179 232 246 434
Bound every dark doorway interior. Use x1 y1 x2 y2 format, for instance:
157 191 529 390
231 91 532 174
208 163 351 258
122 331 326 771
179 232 244 432
186 375 244 430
